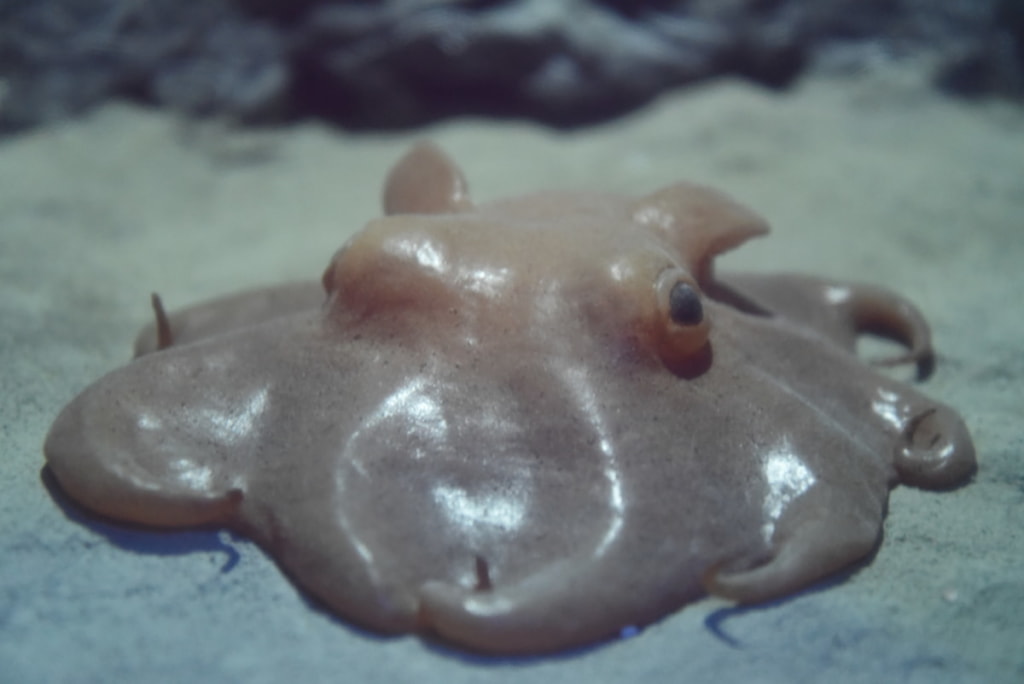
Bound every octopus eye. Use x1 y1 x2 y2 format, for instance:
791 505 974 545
669 281 703 326
650 267 711 373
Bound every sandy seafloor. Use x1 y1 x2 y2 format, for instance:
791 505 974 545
1 66 1022 683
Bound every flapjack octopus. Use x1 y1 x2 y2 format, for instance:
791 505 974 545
45 142 976 654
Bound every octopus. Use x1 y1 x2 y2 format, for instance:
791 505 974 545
44 141 976 655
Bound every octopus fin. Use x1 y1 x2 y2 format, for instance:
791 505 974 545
382 141 473 215
632 182 769 285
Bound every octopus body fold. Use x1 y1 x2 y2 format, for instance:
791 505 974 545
45 142 976 655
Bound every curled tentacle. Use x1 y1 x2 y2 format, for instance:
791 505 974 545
717 274 935 379
894 402 977 489
844 284 935 380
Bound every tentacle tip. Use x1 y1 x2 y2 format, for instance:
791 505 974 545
915 351 936 381
870 347 935 381
896 405 977 489
701 561 756 603
150 292 173 350
702 572 730 601
473 555 493 592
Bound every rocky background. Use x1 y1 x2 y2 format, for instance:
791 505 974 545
1 0 1021 132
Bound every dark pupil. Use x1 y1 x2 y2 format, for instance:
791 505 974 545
669 282 703 326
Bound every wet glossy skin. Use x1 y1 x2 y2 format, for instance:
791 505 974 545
44 142 976 655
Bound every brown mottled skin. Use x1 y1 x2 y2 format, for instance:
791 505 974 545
45 142 975 654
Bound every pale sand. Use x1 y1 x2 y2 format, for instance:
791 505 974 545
2 67 1022 682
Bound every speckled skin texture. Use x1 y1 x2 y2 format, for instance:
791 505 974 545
44 142 975 655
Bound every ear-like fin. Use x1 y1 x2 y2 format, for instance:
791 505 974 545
382 141 472 215
633 182 769 284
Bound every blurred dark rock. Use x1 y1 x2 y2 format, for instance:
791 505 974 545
0 0 285 131
934 0 1024 98
0 0 1020 134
